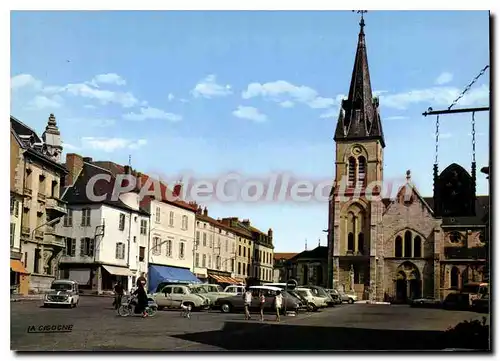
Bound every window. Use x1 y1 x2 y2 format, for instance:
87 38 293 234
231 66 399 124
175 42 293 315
450 267 460 288
10 196 15 215
140 220 147 235
395 236 403 257
210 236 213 248
225 239 228 253
239 245 242 256
173 287 185 294
65 238 76 256
169 211 174 227
115 242 125 259
243 247 246 257
34 249 40 274
196 231 200 246
81 208 91 227
195 253 200 267
80 238 95 257
357 156 366 186
348 157 356 187
404 231 412 258
63 209 73 227
232 242 235 254
163 287 173 295
216 256 221 270
237 262 241 274
10 223 15 247
155 207 161 223
208 255 212 268
182 215 188 230
119 213 126 231
414 236 422 258
152 237 161 255
347 233 355 252
202 254 206 267
179 241 185 259
165 239 172 257
231 259 235 272
139 246 145 262
358 233 364 255
203 233 207 246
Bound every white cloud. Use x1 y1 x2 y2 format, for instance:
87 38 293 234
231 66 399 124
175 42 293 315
90 73 126 86
179 98 189 103
29 95 63 110
11 74 42 90
380 84 489 110
192 74 232 98
435 72 453 85
67 117 116 127
64 83 139 108
232 106 267 122
81 137 148 152
320 108 339 119
242 80 335 109
385 116 409 120
280 100 294 108
168 93 175 101
123 107 182 121
62 142 80 150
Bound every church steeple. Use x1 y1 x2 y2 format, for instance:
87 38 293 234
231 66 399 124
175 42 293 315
334 15 385 148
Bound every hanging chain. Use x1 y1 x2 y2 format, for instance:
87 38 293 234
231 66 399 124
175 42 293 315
435 114 440 165
472 111 476 163
448 65 489 110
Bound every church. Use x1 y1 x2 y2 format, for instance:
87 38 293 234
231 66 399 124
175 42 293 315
327 16 489 302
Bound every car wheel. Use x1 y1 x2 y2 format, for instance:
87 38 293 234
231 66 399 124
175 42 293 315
348 298 354 304
221 302 232 313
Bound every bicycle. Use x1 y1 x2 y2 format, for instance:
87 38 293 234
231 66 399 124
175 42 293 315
117 295 158 317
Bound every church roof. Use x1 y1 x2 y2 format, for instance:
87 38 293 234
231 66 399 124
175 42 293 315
291 246 328 261
334 17 385 147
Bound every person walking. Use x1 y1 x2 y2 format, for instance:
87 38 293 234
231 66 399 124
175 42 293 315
259 291 266 321
243 287 252 320
137 273 147 288
113 281 124 310
274 290 283 322
132 282 149 318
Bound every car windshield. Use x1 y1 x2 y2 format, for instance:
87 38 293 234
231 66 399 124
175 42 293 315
207 285 223 292
190 286 207 294
51 283 73 291
297 290 308 297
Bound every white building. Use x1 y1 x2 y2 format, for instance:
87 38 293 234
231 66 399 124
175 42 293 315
193 206 240 284
57 154 149 293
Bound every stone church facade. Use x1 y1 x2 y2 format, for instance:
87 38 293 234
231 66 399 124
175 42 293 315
327 18 488 302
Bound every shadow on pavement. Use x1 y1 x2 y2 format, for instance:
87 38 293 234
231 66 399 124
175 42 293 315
171 321 488 351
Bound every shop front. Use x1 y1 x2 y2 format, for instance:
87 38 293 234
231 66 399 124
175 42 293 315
10 260 29 296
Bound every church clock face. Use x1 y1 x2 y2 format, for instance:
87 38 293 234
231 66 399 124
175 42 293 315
352 146 362 156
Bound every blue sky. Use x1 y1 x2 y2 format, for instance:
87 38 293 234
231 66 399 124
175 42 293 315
11 10 490 252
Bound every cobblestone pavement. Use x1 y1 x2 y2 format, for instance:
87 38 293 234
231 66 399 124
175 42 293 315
11 297 487 351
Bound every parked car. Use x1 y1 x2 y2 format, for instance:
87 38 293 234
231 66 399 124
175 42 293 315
325 289 343 305
223 285 246 295
442 292 473 311
303 285 335 307
409 297 442 308
338 290 358 304
194 283 236 307
295 287 328 311
215 285 302 314
152 284 210 311
471 294 489 313
44 279 80 308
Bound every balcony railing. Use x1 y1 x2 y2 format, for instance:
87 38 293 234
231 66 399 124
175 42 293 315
34 230 44 239
444 247 487 260
44 235 65 248
46 197 67 215
38 193 46 202
21 227 30 235
23 188 32 196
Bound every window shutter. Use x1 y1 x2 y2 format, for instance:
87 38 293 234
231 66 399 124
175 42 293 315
80 238 86 256
71 239 76 256
10 223 15 246
121 244 125 259
89 238 95 256
115 243 119 259
15 201 19 217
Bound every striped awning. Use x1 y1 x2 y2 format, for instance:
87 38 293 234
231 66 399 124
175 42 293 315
209 274 239 284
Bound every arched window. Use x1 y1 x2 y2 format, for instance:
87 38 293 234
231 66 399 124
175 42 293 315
395 236 403 257
404 231 412 258
358 232 364 255
347 233 355 253
348 157 356 187
462 267 469 288
413 236 422 258
357 156 366 186
450 267 460 288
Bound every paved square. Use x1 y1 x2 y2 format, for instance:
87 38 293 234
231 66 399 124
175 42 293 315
11 297 487 351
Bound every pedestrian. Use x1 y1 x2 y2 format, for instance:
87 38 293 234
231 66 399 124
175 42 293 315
259 291 266 321
113 281 124 310
132 282 149 318
137 272 147 288
274 290 283 322
243 287 252 320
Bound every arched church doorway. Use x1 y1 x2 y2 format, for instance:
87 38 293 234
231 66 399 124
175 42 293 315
395 271 407 302
394 262 421 303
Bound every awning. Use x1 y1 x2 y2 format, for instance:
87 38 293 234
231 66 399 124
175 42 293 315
102 265 134 277
10 260 28 274
209 274 239 284
233 277 246 285
148 264 201 293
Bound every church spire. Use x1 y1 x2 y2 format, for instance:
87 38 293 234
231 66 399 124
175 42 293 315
334 12 385 148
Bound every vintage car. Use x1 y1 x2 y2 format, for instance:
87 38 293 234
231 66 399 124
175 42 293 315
152 284 210 311
337 290 358 304
215 285 303 314
295 287 328 311
44 279 80 308
194 283 238 306
223 285 246 295
409 297 442 308
302 285 335 307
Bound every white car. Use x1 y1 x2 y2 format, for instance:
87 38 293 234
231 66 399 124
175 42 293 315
223 285 246 295
295 287 328 311
44 280 80 308
152 284 209 311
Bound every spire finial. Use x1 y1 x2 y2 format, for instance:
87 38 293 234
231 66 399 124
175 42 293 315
305 239 308 251
353 10 367 32
406 169 411 182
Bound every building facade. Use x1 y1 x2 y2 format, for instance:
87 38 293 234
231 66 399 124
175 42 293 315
327 19 489 302
273 253 298 283
11 115 68 293
193 206 240 284
57 154 150 293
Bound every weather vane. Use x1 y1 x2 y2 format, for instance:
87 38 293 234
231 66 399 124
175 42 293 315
352 10 368 28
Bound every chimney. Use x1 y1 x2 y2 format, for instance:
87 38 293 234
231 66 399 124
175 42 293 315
242 219 250 226
197 206 202 215
268 228 273 239
172 184 182 198
124 165 131 174
203 207 208 216
82 157 93 163
65 153 84 187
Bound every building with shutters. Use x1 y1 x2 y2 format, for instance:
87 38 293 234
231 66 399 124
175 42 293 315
10 114 68 294
57 153 150 293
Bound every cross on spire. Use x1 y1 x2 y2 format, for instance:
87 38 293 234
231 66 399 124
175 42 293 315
352 10 368 31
